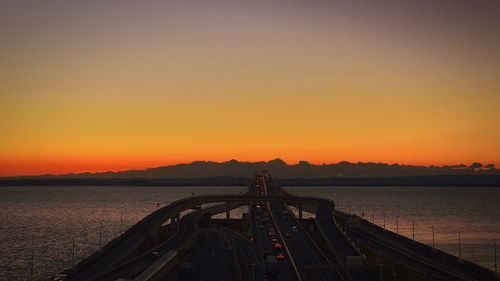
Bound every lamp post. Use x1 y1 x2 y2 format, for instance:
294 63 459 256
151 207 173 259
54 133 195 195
459 232 462 261
30 247 34 281
72 237 75 266
99 222 102 250
396 216 399 235
383 213 386 230
494 240 497 273
412 219 415 242
431 225 435 251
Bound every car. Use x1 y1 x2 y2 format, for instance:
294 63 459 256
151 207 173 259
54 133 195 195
150 251 160 261
271 238 278 243
292 226 298 232
284 231 292 238
274 242 283 249
276 253 285 260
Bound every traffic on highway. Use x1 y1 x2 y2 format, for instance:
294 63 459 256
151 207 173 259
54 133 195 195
54 171 498 281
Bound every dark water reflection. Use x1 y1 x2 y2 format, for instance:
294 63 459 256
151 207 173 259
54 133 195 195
0 185 498 280
0 186 245 280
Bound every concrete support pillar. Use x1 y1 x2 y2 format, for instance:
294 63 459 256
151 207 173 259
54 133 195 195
226 202 230 219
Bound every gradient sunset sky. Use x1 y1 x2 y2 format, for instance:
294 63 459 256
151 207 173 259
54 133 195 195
1 0 499 176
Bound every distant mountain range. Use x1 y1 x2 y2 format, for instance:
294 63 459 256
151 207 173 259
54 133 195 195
2 158 499 179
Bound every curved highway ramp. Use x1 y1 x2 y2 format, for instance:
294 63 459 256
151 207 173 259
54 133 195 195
50 171 499 281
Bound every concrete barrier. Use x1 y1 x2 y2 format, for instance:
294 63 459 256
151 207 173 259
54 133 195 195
133 251 178 281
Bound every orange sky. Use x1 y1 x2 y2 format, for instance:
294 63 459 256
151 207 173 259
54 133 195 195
1 0 499 177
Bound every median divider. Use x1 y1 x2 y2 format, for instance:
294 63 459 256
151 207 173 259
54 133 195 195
133 250 178 281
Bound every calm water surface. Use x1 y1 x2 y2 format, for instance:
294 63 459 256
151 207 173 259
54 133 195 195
0 186 245 280
0 185 499 280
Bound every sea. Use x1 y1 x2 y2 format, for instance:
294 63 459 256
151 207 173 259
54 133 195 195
0 185 499 280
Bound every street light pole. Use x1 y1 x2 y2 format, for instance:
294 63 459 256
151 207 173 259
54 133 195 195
431 225 435 251
412 219 415 242
99 222 102 250
396 216 399 235
459 232 462 261
383 213 386 230
30 247 34 281
494 240 497 273
72 237 75 266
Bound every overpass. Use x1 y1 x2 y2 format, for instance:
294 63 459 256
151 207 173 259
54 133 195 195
53 171 500 281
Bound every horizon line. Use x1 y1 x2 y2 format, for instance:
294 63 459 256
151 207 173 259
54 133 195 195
2 158 497 178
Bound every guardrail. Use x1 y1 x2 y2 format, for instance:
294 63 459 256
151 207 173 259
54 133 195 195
350 227 478 281
85 201 245 281
133 251 178 281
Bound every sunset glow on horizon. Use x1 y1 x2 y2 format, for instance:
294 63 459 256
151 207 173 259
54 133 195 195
1 0 499 177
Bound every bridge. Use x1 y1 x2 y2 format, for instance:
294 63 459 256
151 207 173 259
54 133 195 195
52 171 500 281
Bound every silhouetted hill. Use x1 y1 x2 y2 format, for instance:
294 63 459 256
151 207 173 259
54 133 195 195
2 159 500 179
1 175 499 187
0 159 499 186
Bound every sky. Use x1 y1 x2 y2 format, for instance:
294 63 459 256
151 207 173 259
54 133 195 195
1 0 499 176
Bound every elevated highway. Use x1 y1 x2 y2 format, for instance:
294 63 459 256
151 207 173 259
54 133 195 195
64 193 324 280
54 171 499 281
